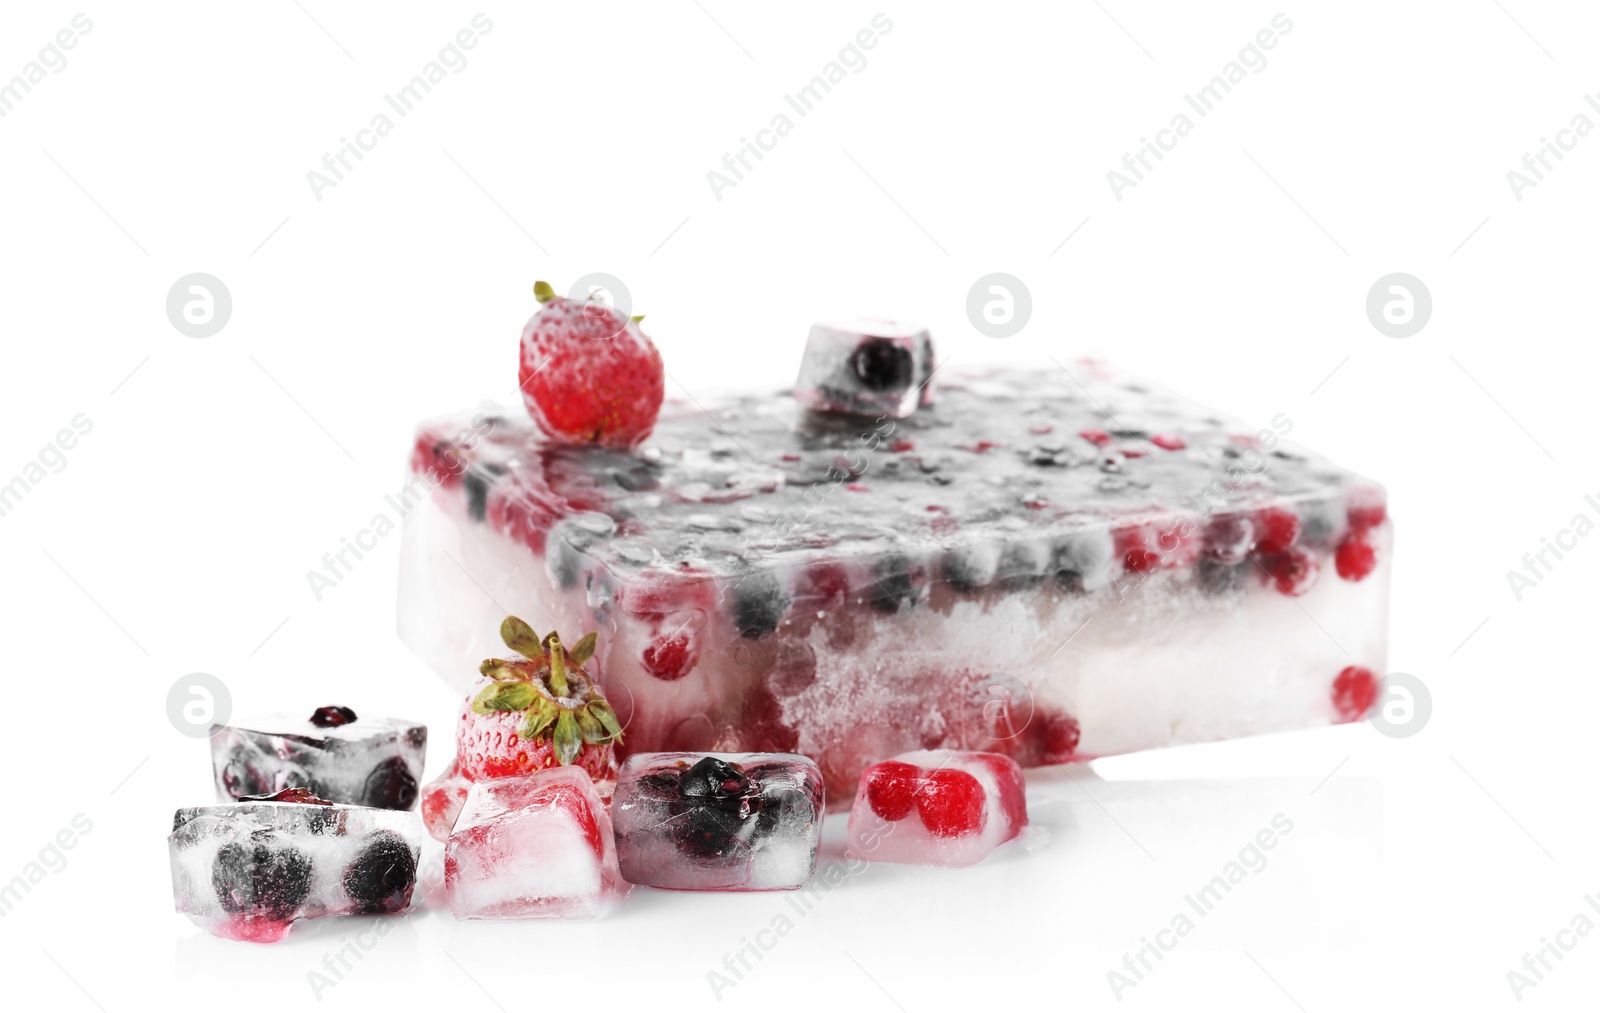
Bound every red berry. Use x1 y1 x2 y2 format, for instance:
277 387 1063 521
1203 513 1254 564
1115 519 1198 574
863 761 919 822
1037 713 1081 763
1332 666 1378 722
519 289 665 450
1080 429 1112 446
1150 432 1186 451
1347 487 1387 532
1259 545 1319 596
890 438 915 452
1252 506 1301 555
1335 534 1377 581
642 629 696 681
914 768 987 838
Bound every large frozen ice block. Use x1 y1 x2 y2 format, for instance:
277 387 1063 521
399 362 1391 801
169 789 422 942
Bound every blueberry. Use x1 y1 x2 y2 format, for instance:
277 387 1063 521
675 806 746 860
1197 558 1247 595
679 757 749 801
867 554 916 613
361 757 418 810
940 549 991 593
212 842 312 919
341 831 417 914
732 571 788 639
463 462 504 523
852 339 914 392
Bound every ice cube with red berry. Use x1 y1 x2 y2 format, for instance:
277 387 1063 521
794 318 936 419
168 788 422 943
848 750 1027 867
612 752 824 891
445 766 625 919
210 706 426 811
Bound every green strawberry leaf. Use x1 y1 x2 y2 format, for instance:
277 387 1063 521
630 314 645 324
568 631 598 666
471 681 536 715
480 659 524 681
574 708 606 744
587 700 623 740
553 711 581 765
518 700 558 740
533 280 557 304
500 616 543 659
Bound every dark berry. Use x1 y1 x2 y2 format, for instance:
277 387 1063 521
362 756 419 810
1335 534 1377 581
341 831 417 914
1037 713 1081 763
941 549 991 593
309 706 358 728
867 554 917 613
463 468 491 522
1333 666 1378 722
852 338 914 392
1258 546 1319 596
676 806 746 860
212 843 313 919
680 757 749 802
863 761 918 822
1196 558 1247 595
1202 513 1253 564
914 769 986 838
732 571 788 639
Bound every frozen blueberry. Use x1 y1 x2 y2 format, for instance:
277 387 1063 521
212 842 313 919
1197 558 1247 595
361 756 419 810
732 571 788 639
462 462 504 523
853 338 915 392
680 757 749 801
341 830 417 914
867 554 917 614
309 705 357 728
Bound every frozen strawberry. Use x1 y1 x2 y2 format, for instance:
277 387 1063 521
1332 665 1378 722
1335 533 1377 581
914 768 986 838
863 761 919 822
519 281 665 450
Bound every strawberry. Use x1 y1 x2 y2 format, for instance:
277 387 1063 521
863 761 919 822
914 768 987 837
454 616 623 783
518 280 665 450
1335 533 1377 581
1332 666 1378 722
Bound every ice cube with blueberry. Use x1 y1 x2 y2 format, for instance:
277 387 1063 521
211 706 426 810
169 788 422 943
445 766 624 919
612 752 824 891
400 356 1390 804
848 750 1027 867
794 318 935 419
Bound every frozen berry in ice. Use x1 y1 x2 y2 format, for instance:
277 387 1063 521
853 338 915 391
1332 665 1378 722
341 830 417 914
1347 487 1387 532
518 280 665 450
863 761 918 822
732 570 789 638
362 756 419 810
680 756 749 801
1252 506 1301 556
642 627 696 681
1150 432 1186 451
673 757 752 859
1258 545 1319 597
238 787 332 806
212 843 313 919
309 705 357 728
1115 519 1198 574
1203 513 1254 565
1036 713 1081 764
914 768 986 838
1335 533 1377 581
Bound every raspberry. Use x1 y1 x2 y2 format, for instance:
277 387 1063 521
642 629 696 681
914 768 986 837
1150 433 1186 451
1080 429 1112 446
1252 506 1301 555
1115 519 1198 574
863 761 919 822
1258 545 1319 596
1037 713 1081 763
1332 666 1378 722
518 283 665 450
1347 487 1387 532
1335 534 1377 581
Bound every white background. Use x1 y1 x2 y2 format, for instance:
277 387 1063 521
0 2 1596 1009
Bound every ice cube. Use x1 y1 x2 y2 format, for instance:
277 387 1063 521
794 319 935 419
169 788 422 943
847 750 1026 867
399 362 1391 803
445 766 624 919
211 706 426 810
612 752 824 891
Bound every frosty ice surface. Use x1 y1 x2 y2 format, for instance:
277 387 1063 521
169 789 422 943
613 752 824 891
211 705 426 810
445 766 624 919
399 362 1391 801
848 750 1027 867
793 319 935 419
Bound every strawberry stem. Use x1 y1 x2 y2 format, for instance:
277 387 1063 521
547 633 569 697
